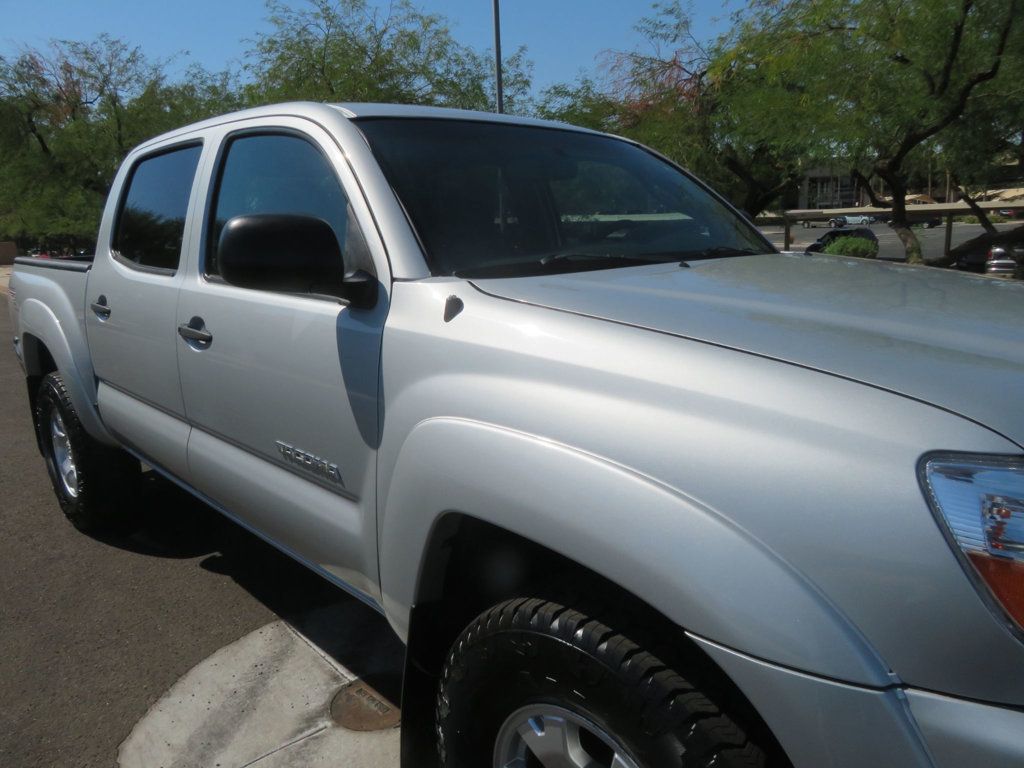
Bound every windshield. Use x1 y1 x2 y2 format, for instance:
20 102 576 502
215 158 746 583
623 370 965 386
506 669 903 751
356 118 773 277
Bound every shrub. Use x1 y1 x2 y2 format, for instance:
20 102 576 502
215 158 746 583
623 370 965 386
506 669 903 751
954 214 1009 224
823 236 879 259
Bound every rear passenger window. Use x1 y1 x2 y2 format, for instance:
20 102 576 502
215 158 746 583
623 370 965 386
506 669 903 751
113 144 202 272
206 133 367 277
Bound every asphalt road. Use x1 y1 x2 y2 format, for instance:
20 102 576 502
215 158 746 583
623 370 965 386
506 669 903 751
0 294 400 767
762 221 1017 262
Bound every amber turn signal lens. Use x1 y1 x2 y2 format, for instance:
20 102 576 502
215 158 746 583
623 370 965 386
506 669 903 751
967 554 1024 631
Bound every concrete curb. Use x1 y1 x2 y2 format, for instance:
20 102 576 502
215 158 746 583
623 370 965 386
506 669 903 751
118 618 400 768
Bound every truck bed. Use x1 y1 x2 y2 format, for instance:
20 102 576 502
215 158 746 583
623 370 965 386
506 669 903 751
10 257 92 362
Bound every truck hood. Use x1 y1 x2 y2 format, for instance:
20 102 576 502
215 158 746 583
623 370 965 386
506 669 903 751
473 252 1024 447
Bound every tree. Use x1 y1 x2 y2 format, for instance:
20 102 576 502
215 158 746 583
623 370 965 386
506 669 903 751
540 2 808 216
0 36 235 247
728 0 1022 262
244 0 533 113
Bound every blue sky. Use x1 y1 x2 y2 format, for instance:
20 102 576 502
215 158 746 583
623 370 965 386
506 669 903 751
0 0 737 91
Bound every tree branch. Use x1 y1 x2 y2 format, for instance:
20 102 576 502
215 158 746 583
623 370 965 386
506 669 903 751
936 0 974 97
892 0 1015 165
25 112 52 157
851 169 891 208
953 177 997 235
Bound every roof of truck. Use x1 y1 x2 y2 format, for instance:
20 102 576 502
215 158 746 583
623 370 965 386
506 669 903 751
135 101 596 153
331 102 597 132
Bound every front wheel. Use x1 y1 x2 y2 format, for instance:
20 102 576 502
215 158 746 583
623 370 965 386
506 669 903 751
35 372 139 532
437 599 770 768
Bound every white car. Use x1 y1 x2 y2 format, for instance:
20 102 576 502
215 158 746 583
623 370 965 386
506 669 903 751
829 213 876 227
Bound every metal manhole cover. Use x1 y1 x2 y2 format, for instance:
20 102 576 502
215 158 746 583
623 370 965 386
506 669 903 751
330 680 401 731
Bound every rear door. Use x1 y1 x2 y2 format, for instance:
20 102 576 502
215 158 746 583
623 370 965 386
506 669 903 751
86 141 205 478
176 118 389 603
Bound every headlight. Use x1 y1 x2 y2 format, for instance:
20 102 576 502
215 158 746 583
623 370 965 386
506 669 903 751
922 454 1024 637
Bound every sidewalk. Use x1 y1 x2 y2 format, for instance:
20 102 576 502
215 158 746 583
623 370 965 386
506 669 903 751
119 602 401 767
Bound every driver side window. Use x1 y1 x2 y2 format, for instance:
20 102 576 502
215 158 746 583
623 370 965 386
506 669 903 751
206 132 371 278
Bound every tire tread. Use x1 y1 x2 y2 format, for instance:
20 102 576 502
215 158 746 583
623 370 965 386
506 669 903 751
437 597 768 768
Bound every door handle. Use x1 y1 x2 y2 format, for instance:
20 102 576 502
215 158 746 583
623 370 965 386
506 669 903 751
177 317 212 347
90 296 111 319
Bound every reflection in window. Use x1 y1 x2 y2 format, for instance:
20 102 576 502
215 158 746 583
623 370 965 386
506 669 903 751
113 145 202 271
207 134 351 276
357 118 768 276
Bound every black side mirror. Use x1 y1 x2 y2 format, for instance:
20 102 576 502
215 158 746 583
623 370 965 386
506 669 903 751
218 214 376 308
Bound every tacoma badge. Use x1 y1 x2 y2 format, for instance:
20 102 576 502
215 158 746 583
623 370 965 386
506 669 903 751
275 441 345 486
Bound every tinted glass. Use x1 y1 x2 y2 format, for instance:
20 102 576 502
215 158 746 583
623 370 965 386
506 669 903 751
357 119 771 277
207 134 355 276
113 144 202 271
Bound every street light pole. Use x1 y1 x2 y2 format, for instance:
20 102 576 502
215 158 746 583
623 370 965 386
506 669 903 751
493 0 504 113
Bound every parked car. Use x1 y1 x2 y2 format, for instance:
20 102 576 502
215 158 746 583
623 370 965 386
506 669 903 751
987 244 1023 277
831 211 880 227
8 102 1024 767
805 226 883 255
953 248 990 273
954 232 1024 274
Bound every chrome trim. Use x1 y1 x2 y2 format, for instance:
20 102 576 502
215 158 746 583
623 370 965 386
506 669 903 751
275 441 345 486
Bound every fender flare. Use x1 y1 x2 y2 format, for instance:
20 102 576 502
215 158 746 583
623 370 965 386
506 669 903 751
380 417 893 687
18 298 113 444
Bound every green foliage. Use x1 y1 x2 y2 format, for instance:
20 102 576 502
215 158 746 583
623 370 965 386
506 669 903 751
536 77 619 131
723 0 1022 260
244 0 532 113
954 214 1011 224
539 1 809 216
0 36 238 246
1 0 1021 256
0 1 532 246
823 235 879 259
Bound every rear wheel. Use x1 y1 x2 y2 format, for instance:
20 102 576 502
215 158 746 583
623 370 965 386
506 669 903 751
437 598 770 768
35 372 139 532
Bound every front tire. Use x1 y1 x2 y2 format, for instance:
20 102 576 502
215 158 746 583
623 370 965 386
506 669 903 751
35 372 138 532
437 598 769 768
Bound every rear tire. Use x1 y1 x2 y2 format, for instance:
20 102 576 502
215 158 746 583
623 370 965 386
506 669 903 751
35 372 138 532
437 598 769 768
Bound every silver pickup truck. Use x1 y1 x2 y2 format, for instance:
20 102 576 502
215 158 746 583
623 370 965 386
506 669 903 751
8 102 1024 768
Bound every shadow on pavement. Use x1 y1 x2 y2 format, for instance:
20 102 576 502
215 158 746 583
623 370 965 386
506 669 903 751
92 469 406 706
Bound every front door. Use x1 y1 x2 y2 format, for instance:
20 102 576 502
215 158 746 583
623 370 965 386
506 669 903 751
176 120 388 603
